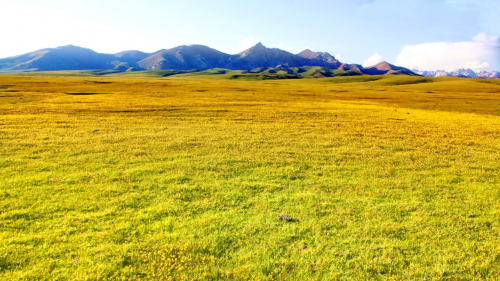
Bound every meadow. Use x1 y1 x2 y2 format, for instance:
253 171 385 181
0 73 499 280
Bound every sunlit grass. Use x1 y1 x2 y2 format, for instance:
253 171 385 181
0 75 499 280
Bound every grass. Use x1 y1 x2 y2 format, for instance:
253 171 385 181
0 65 407 80
0 74 499 280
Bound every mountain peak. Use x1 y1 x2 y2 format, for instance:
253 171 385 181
370 61 395 70
49 45 98 56
56 44 82 49
361 61 416 75
416 68 499 78
249 42 266 50
237 42 268 57
297 49 313 56
297 49 340 67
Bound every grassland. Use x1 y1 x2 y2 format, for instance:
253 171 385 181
0 74 499 280
0 66 399 80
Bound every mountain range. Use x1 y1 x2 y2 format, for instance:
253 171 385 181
415 69 500 79
0 43 417 76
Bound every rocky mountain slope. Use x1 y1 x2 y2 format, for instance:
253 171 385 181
137 45 230 70
0 43 417 76
361 62 416 75
297 49 341 68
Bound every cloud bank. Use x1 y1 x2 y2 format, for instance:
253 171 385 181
236 37 257 53
362 53 384 67
396 33 500 71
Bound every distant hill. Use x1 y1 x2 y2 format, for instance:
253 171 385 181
0 43 418 76
361 62 416 75
0 45 151 72
137 45 230 70
0 45 114 71
113 50 150 64
227 42 308 70
297 49 341 68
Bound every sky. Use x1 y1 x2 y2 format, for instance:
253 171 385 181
1 0 499 71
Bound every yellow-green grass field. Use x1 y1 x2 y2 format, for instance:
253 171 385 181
0 74 499 280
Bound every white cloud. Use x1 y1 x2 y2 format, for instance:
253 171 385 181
463 61 490 69
235 37 257 53
362 53 384 67
396 33 499 71
335 54 342 61
473 32 500 46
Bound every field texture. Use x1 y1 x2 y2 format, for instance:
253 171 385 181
1 74 500 280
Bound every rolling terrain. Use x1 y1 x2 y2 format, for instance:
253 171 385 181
0 74 499 279
0 64 417 80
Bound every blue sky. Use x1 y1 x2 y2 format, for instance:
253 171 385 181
1 0 499 71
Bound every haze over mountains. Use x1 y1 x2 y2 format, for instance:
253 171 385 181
0 43 419 76
415 69 500 79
